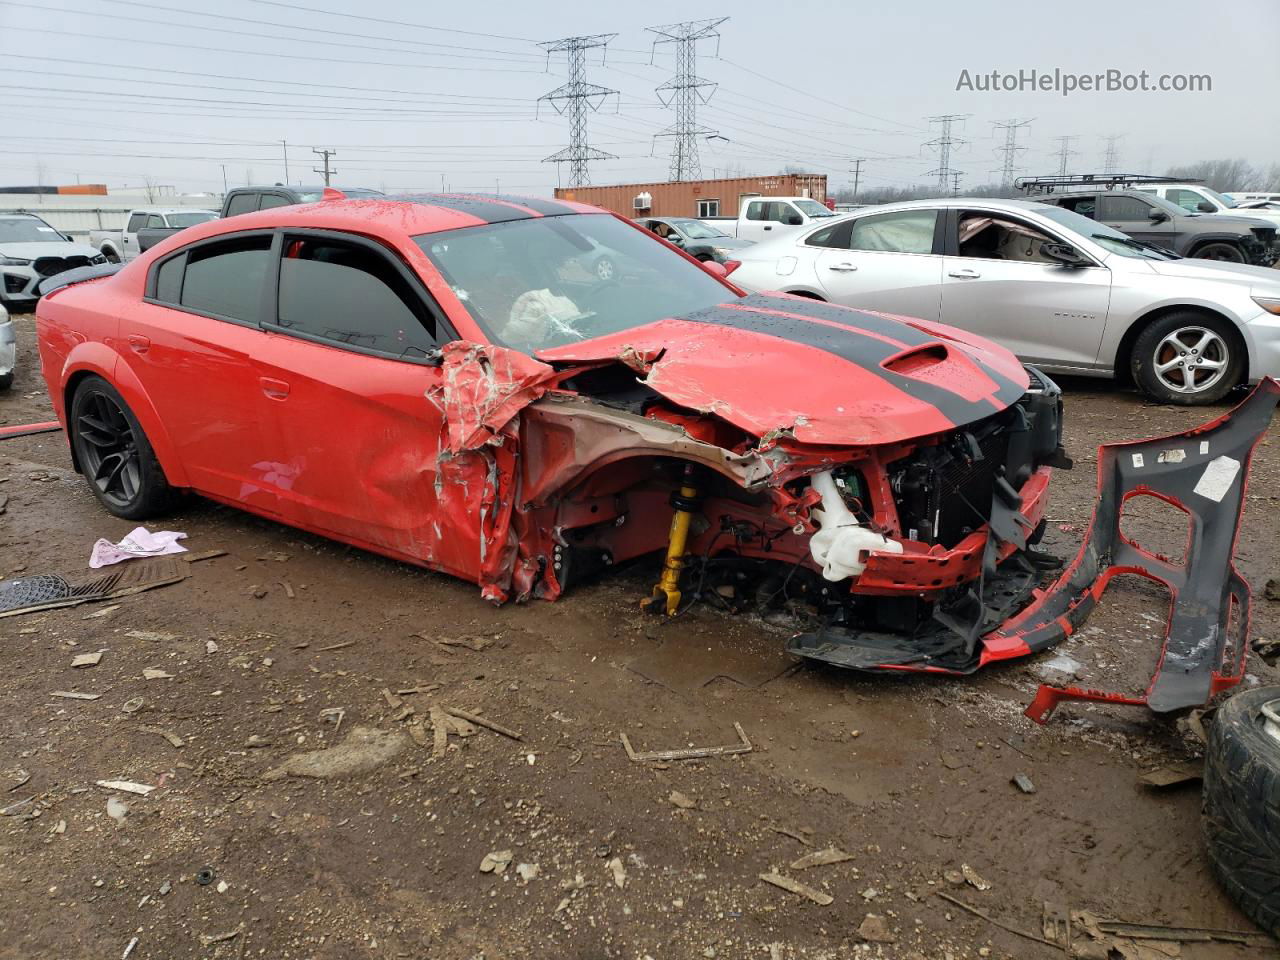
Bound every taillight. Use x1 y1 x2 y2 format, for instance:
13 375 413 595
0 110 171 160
722 260 741 276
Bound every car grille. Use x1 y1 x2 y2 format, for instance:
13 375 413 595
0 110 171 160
33 256 91 278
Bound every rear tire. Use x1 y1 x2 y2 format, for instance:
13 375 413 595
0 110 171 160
1193 242 1246 263
1130 312 1243 405
1202 686 1280 937
69 375 175 520
0 371 12 391
100 246 121 264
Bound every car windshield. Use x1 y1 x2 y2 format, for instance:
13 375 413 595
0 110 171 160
1034 205 1178 260
1202 187 1237 209
671 219 729 240
0 218 63 243
416 214 737 353
794 199 836 218
165 212 217 227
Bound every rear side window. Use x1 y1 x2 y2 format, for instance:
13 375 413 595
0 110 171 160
274 236 437 357
259 194 292 210
180 235 272 323
1100 195 1155 221
1055 195 1098 219
126 212 146 233
224 193 258 217
848 210 938 254
805 221 848 248
153 253 185 303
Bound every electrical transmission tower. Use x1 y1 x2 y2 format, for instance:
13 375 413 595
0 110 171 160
1101 134 1124 174
951 171 964 197
537 34 619 188
311 148 336 186
923 115 969 191
647 18 728 182
1050 135 1078 176
991 118 1033 186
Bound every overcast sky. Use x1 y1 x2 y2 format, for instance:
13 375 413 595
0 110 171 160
2 0 1277 196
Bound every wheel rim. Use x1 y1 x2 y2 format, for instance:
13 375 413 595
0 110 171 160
595 258 614 280
76 391 141 508
1152 326 1229 395
1200 245 1243 262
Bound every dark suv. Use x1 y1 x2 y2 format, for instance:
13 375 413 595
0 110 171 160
221 185 384 218
1030 189 1278 265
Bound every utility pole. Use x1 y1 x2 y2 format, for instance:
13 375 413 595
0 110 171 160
647 18 728 182
537 34 619 188
848 158 866 202
279 139 289 183
220 164 228 194
1101 134 1123 175
924 114 969 191
991 117 1033 186
1050 135 1078 176
311 148 336 186
951 171 963 197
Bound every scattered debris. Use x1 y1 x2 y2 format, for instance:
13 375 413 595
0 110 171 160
621 722 752 762
198 927 241 948
961 863 991 891
263 726 408 781
7 770 30 792
125 630 177 643
1042 901 1072 952
758 871 833 906
430 634 494 652
936 892 1059 948
71 651 104 668
50 691 101 701
106 796 129 823
317 640 357 652
82 604 121 620
121 935 139 959
1012 772 1037 794
89 526 188 568
280 580 295 599
769 825 813 846
195 868 215 886
668 790 697 810
181 549 227 564
216 880 229 893
607 856 627 889
142 667 174 680
120 697 144 714
96 780 154 795
245 735 272 749
1138 763 1202 788
480 849 513 874
0 558 187 620
319 707 345 735
444 706 522 741
857 914 896 943
429 704 449 759
790 846 854 871
137 726 184 748
1094 917 1272 947
1 796 34 817
516 862 539 883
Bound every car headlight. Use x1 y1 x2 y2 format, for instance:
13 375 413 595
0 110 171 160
0 257 32 266
1253 296 1280 316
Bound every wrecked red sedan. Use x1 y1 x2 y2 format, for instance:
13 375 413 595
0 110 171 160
36 194 1069 674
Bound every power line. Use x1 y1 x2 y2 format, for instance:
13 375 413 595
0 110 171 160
537 35 619 188
241 0 538 44
312 148 336 186
991 117 1033 186
1050 135 1078 176
923 114 969 190
647 18 728 182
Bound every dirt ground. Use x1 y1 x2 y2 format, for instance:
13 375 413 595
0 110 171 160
2 307 1278 960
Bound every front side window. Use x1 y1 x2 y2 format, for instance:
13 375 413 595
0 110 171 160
258 194 292 210
957 214 1056 263
847 210 938 254
745 201 766 221
1100 195 1157 221
1167 188 1208 212
275 236 437 357
416 213 735 354
179 235 272 323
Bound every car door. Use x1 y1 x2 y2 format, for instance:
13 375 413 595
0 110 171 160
939 209 1112 369
810 208 944 321
1099 194 1180 248
250 230 469 574
739 200 796 243
130 231 283 515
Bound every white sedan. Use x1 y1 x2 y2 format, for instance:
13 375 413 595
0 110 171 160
729 198 1280 405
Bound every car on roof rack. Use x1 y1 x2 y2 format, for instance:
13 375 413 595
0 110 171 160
1015 176 1279 266
220 185 384 218
34 192 1078 684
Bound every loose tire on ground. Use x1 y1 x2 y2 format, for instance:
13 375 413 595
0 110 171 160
1202 685 1280 937
1130 311 1243 405
69 375 176 520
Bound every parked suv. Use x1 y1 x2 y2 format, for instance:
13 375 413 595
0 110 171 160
1030 189 1278 265
0 213 108 311
221 185 383 218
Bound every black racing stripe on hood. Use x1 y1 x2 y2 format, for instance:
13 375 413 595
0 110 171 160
420 195 539 224
681 304 1023 427
744 293 1028 401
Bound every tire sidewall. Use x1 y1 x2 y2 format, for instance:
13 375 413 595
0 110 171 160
70 375 170 519
1193 242 1245 263
1131 313 1243 405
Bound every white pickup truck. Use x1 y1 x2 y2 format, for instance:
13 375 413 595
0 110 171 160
699 196 839 243
89 208 218 262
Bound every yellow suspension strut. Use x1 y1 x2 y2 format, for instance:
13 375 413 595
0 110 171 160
645 465 700 616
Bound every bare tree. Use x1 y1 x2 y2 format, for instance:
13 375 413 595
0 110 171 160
142 176 159 204
1164 158 1259 192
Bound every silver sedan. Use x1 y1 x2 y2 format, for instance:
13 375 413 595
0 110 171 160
729 198 1280 404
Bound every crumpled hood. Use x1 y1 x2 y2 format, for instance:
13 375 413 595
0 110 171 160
0 241 101 260
539 293 1029 447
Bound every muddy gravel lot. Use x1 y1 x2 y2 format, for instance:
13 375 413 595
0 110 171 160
1 308 1278 959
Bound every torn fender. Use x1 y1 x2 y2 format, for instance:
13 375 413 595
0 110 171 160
1008 378 1280 721
433 341 560 454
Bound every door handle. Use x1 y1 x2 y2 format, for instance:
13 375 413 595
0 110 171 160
827 262 858 272
259 376 290 400
763 225 773 231
127 334 150 354
948 268 981 279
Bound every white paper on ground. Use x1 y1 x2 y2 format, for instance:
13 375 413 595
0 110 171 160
89 526 188 568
